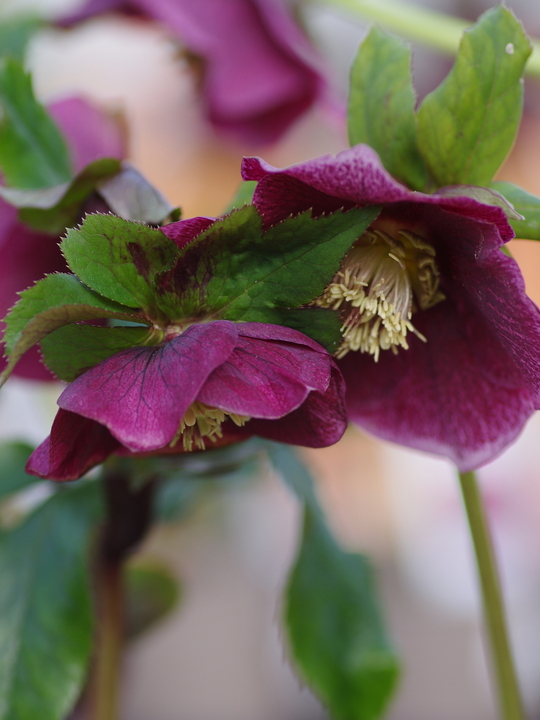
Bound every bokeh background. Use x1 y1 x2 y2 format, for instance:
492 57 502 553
2 0 540 718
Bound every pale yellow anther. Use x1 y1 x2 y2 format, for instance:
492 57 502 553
314 227 441 360
170 401 250 451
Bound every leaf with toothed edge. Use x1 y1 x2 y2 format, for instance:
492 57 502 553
2 273 143 385
156 204 380 349
61 213 180 316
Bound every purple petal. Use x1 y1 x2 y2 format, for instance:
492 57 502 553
49 97 126 173
197 323 331 418
242 145 514 240
235 363 347 447
341 297 536 472
57 321 239 451
160 216 215 250
26 409 121 481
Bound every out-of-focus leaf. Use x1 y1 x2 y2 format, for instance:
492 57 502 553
268 443 399 720
125 561 181 639
225 180 257 211
0 442 37 501
97 163 178 225
417 6 531 187
2 273 143 386
348 27 427 190
0 158 121 234
491 181 540 240
0 481 102 720
0 58 72 188
0 17 42 62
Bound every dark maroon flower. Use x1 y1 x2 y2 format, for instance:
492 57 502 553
27 321 346 480
58 0 326 144
242 144 540 471
0 97 126 380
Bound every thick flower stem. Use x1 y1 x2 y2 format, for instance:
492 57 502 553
458 470 525 720
315 0 540 77
88 466 156 720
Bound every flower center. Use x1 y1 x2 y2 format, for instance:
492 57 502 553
314 227 445 361
170 401 250 451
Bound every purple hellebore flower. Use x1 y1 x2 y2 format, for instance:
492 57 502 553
241 144 540 471
59 0 326 144
27 320 347 481
0 97 126 380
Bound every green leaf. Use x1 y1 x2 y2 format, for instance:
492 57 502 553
0 442 37 501
158 205 379 328
348 27 427 191
61 214 179 314
491 181 540 239
40 324 154 382
97 164 178 225
435 184 523 220
2 273 142 385
0 58 72 188
125 561 180 639
0 17 42 62
417 6 531 187
0 481 102 720
268 444 399 720
0 158 121 234
224 180 257 211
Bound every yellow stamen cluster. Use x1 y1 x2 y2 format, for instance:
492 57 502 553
314 228 445 361
171 401 250 451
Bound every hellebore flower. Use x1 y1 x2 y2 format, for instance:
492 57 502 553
0 97 125 380
58 0 326 144
26 321 346 480
242 144 540 471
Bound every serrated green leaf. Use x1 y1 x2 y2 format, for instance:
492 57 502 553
158 205 380 327
417 6 531 187
0 158 121 234
0 58 72 189
125 561 181 639
267 444 399 720
348 27 427 190
40 324 154 382
61 214 179 315
0 17 42 62
97 163 177 225
2 273 142 385
0 442 37 501
224 180 257 211
491 181 540 239
0 481 102 720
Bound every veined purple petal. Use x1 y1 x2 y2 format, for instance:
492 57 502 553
341 298 536 472
57 321 239 451
237 363 347 447
242 146 514 241
26 409 121 481
197 324 331 418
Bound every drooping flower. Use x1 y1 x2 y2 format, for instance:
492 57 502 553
26 321 346 480
242 144 540 471
58 0 326 144
0 97 126 380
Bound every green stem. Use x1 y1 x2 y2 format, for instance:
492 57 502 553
91 561 124 720
458 470 525 720
314 0 540 77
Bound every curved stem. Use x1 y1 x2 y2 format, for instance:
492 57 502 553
314 0 540 77
458 470 525 720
